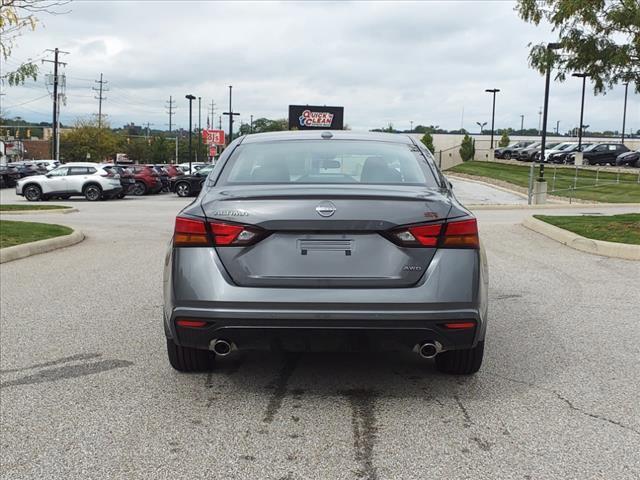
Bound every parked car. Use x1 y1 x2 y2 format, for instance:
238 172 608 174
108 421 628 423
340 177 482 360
517 142 561 161
150 165 171 192
121 165 163 195
494 141 535 160
568 143 630 166
164 164 183 178
177 162 209 174
0 164 21 188
34 159 60 171
16 162 122 201
533 142 576 162
102 164 136 198
169 164 213 197
164 131 488 375
548 143 593 164
513 142 541 160
9 161 41 178
615 148 640 167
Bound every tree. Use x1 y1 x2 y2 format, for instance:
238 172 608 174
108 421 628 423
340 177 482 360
459 134 475 162
1 1 70 86
516 0 640 94
251 118 288 133
60 119 122 163
420 132 435 153
498 131 510 148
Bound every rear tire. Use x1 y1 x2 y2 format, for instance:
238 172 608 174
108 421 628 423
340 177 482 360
133 181 147 196
84 184 102 201
175 181 191 197
435 341 484 375
504 152 511 160
166 338 216 372
23 184 42 201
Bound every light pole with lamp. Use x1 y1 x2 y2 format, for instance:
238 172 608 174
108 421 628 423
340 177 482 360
621 82 629 145
539 42 562 179
485 89 500 150
572 73 589 150
185 94 196 173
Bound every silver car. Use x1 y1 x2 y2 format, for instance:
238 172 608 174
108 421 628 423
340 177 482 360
164 131 488 375
16 162 122 201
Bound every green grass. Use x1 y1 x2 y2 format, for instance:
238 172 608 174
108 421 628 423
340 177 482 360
0 204 72 211
0 220 73 249
448 161 640 203
534 213 640 245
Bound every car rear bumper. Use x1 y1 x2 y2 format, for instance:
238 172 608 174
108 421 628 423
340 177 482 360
164 247 489 352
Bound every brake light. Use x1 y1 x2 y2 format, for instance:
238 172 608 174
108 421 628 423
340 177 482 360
174 217 209 247
389 218 479 249
209 221 261 246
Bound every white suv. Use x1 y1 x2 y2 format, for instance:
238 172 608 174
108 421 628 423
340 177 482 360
16 162 123 201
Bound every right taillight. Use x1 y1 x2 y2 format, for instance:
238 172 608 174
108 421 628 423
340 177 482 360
389 218 479 249
209 221 263 246
441 218 479 249
174 217 209 247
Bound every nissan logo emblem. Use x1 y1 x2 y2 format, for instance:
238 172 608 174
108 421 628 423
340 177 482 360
315 201 336 217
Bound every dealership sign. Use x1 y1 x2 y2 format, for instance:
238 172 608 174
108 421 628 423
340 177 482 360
288 105 344 130
202 129 225 145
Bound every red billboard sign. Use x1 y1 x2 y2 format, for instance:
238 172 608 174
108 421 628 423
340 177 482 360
202 129 225 146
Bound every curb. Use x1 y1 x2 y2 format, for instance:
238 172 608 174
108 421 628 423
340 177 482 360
0 207 78 215
447 173 531 200
522 216 640 261
0 229 85 264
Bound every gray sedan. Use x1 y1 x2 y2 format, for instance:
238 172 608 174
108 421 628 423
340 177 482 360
163 131 488 375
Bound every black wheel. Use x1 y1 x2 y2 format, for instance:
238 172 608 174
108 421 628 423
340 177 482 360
435 341 484 375
133 181 147 196
166 338 216 372
504 152 511 160
175 181 191 197
84 184 102 201
23 184 42 201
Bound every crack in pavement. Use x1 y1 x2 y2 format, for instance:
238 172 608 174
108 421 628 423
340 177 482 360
341 389 379 480
0 360 134 389
487 371 640 437
262 353 300 423
0 353 102 374
454 394 473 428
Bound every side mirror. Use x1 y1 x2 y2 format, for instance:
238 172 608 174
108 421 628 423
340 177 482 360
45 173 53 178
448 181 453 190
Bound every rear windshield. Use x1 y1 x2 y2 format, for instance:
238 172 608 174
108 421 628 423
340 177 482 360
217 140 438 186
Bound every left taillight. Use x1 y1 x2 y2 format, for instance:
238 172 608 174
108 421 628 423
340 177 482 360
389 218 479 249
174 217 209 247
173 217 264 247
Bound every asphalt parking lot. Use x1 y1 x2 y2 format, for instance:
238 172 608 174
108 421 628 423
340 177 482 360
1 183 639 479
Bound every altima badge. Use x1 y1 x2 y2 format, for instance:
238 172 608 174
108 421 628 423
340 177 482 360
315 201 337 217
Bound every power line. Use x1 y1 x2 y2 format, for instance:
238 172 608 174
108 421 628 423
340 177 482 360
166 95 176 132
3 94 50 109
92 73 108 128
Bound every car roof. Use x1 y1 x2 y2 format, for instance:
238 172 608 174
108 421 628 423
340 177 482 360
239 130 415 145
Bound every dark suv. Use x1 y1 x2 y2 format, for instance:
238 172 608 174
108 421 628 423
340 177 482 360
169 164 213 197
570 143 630 166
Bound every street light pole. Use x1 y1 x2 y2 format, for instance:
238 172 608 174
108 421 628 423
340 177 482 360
197 96 201 162
539 42 562 178
476 121 487 134
556 120 560 135
250 114 253 134
223 85 240 144
410 120 413 132
572 73 588 149
520 115 524 134
185 94 196 173
621 82 629 144
485 89 500 149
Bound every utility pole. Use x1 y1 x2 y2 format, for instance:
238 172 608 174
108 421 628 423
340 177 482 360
223 85 240 143
621 82 629 145
208 100 216 129
196 97 201 162
250 114 254 133
93 73 108 128
520 115 524 134
166 96 176 132
144 122 154 139
43 48 69 160
185 94 196 173
556 120 560 135
218 116 222 130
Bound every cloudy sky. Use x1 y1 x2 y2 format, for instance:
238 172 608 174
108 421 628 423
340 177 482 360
1 0 637 134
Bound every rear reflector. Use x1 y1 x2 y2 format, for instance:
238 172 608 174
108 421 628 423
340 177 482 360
174 217 209 247
176 319 207 328
442 321 476 330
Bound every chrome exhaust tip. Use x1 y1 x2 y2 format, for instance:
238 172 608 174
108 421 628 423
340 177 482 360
414 341 442 359
211 339 236 356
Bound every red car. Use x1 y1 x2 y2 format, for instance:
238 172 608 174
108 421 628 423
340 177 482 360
164 164 183 178
124 165 163 195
